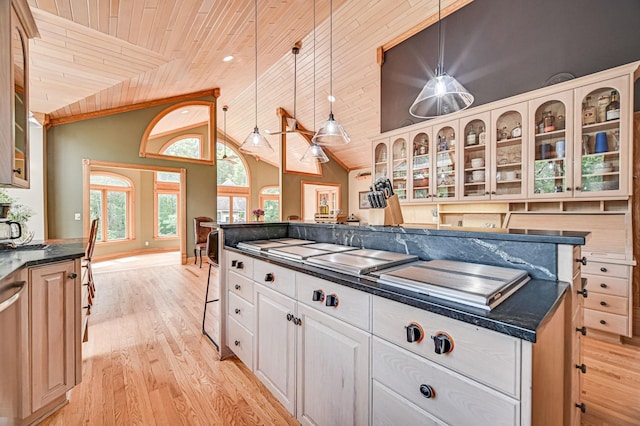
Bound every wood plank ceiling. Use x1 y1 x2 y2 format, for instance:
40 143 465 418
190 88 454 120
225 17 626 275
26 0 462 170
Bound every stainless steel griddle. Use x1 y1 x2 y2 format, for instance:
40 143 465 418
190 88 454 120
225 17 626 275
267 242 357 262
305 249 418 275
237 238 313 252
377 259 529 310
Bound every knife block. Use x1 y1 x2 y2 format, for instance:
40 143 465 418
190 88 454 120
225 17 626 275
369 194 404 226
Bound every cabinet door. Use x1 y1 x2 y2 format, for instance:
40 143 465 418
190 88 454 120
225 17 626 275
254 284 297 414
528 90 574 198
390 135 409 201
460 112 491 200
434 121 460 200
408 128 434 202
490 103 528 200
296 303 370 426
29 261 77 412
372 138 389 182
573 75 630 197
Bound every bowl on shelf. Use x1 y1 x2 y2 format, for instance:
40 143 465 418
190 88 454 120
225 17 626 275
413 178 428 187
471 158 485 168
472 170 485 182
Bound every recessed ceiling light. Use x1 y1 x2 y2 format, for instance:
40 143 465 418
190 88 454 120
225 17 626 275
223 55 234 62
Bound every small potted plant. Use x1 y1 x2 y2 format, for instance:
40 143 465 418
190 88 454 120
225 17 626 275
252 208 264 221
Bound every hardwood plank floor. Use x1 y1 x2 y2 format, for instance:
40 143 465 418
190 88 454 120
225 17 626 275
40 260 299 426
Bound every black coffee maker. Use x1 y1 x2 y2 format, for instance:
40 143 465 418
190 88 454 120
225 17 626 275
0 203 22 246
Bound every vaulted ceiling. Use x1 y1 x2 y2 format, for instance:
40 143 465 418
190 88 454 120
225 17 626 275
26 0 465 170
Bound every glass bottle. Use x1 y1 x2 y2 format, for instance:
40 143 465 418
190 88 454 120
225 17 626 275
606 90 620 121
466 127 476 146
537 113 545 134
478 126 486 145
582 96 596 125
511 122 522 138
319 196 329 214
597 94 610 122
543 111 556 132
400 142 406 158
449 131 456 148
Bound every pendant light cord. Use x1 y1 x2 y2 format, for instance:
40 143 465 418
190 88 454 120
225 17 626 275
437 0 442 74
293 48 297 120
329 0 333 113
254 0 258 129
313 0 316 131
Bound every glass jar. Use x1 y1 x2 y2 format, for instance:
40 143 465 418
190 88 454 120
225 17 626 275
543 111 556 132
583 96 596 125
466 127 477 146
511 122 522 138
478 126 486 144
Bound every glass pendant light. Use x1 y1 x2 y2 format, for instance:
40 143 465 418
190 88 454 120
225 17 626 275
240 0 274 155
301 0 330 164
312 0 350 146
409 0 473 119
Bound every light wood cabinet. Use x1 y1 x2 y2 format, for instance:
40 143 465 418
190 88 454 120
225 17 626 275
0 0 38 188
19 259 82 423
490 103 528 200
459 112 491 201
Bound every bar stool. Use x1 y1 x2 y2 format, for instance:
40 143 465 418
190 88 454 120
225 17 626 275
193 216 213 267
202 230 220 350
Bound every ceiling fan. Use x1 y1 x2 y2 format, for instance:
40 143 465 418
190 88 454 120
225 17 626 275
266 46 314 136
219 105 239 164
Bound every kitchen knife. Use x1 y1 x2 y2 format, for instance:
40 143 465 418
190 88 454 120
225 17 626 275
385 179 394 196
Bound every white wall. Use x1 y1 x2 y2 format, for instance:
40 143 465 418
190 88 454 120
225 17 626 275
5 122 45 240
348 169 372 225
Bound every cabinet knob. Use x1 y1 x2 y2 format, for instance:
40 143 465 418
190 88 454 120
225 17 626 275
13 168 21 174
405 323 423 343
575 257 587 265
432 332 454 354
234 340 240 346
491 191 496 195
68 272 78 279
575 364 587 374
576 288 588 298
264 273 274 282
574 186 580 191
236 261 244 269
484 191 489 195
231 260 237 267
600 319 607 325
82 305 91 310
576 326 587 336
325 294 339 308
600 267 608 273
600 301 607 307
419 384 435 399
575 403 586 413
600 283 607 288
293 317 302 326
312 289 325 302
286 313 294 322
235 284 241 290
234 308 241 314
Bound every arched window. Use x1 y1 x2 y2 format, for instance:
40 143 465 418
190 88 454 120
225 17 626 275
217 142 249 223
89 173 133 242
160 135 203 159
259 186 280 222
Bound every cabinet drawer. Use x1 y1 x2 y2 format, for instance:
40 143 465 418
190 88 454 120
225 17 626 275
584 309 629 336
372 338 520 426
582 261 628 278
584 293 628 316
228 271 254 303
253 260 295 298
228 291 254 331
227 316 254 370
296 273 371 331
373 296 521 398
583 274 628 298
226 251 254 279
372 380 445 426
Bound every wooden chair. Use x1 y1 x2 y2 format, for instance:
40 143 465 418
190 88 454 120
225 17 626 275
202 230 220 349
287 215 300 221
193 216 214 267
83 218 99 314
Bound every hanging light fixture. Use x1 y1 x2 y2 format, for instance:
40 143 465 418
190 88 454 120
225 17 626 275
301 0 330 164
240 0 274 155
409 0 473 119
312 0 350 146
219 105 238 164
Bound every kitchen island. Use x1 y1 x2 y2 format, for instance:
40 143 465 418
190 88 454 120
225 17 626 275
218 222 587 426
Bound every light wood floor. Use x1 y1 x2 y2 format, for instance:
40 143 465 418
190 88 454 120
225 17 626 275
40 259 299 426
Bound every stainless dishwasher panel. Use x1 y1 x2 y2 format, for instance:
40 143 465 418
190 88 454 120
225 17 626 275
0 279 26 425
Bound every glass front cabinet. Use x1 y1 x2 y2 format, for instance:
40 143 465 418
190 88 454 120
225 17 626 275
390 135 409 201
409 128 433 202
434 122 459 200
573 75 629 198
490 104 528 200
372 138 389 183
460 112 490 201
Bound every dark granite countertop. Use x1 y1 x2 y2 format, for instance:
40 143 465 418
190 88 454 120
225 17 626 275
0 241 86 282
224 246 568 343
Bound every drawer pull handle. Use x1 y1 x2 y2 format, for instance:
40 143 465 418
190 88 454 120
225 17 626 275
432 332 454 354
575 403 586 414
576 327 587 336
264 273 274 282
575 364 587 374
312 289 325 302
600 267 608 272
419 384 435 399
231 260 237 267
600 283 607 288
235 308 241 314
286 313 294 322
599 301 607 306
405 323 423 343
68 272 78 279
576 288 588 298
600 319 607 325
325 294 339 308
235 284 241 290
234 340 240 346
83 305 91 310
236 261 244 270
575 257 587 266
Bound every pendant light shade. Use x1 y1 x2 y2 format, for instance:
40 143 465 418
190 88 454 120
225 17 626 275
240 0 274 154
408 0 473 119
300 143 329 164
312 0 350 146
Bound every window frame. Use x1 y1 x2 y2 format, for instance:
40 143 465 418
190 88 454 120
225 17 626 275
154 172 180 240
259 186 280 222
217 186 249 224
89 171 135 244
159 134 204 160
